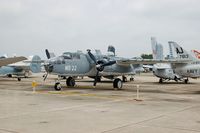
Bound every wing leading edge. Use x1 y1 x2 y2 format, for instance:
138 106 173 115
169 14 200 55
116 59 191 66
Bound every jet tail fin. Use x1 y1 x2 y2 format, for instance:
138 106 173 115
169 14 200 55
168 41 196 61
151 37 164 60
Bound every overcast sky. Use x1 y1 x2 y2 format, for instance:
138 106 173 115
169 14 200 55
0 0 200 58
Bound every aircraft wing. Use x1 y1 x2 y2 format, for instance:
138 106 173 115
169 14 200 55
116 59 191 66
0 56 27 67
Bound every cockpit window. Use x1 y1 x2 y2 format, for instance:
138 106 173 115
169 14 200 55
63 52 72 59
72 53 80 59
62 52 80 60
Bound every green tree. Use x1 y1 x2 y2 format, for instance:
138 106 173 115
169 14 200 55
141 54 153 59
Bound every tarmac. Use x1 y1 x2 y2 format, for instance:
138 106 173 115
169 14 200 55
0 73 200 133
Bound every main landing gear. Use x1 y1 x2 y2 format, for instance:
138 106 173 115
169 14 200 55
184 78 189 84
54 76 123 91
159 78 163 83
113 78 123 89
54 77 76 91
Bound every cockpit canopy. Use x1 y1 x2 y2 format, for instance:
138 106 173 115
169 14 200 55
62 52 81 59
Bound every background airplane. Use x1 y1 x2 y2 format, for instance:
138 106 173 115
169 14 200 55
169 41 200 82
150 37 181 83
0 55 41 81
150 37 200 83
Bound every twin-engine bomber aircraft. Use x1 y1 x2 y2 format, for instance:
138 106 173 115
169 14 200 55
43 49 180 91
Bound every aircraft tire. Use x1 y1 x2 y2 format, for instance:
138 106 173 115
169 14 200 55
113 78 123 89
130 77 134 81
17 78 21 81
122 76 127 82
7 74 12 78
66 77 75 87
54 82 62 91
184 79 189 84
159 78 163 83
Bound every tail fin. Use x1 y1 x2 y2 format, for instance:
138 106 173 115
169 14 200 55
107 45 115 56
168 41 195 60
30 55 41 73
151 37 164 60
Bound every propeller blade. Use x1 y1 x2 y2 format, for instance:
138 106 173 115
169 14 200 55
102 60 116 67
45 49 51 59
93 71 99 86
87 49 97 64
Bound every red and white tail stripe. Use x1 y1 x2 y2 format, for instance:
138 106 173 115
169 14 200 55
192 50 200 59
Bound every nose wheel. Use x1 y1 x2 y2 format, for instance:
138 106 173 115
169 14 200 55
54 82 62 91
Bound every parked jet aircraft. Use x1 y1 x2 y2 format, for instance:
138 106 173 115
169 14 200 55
0 55 41 81
150 37 181 83
43 48 178 91
169 42 200 82
150 37 200 83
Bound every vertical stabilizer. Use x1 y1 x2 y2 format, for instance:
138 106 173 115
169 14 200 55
169 41 195 60
151 37 157 59
151 37 164 60
107 45 115 56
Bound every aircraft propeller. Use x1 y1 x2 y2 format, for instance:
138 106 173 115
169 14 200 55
45 49 51 59
87 49 116 86
43 49 53 81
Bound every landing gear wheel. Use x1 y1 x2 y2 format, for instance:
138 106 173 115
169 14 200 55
7 74 12 78
66 77 75 87
159 78 163 83
184 78 189 84
54 82 62 91
130 77 134 81
122 76 127 82
113 78 123 89
17 78 21 81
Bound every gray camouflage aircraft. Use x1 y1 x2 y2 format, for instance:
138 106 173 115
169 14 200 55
151 37 200 83
0 55 41 81
43 48 171 90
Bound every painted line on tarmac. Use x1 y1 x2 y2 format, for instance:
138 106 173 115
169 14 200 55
36 90 126 100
